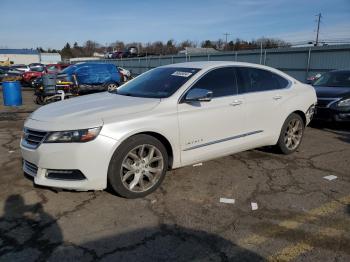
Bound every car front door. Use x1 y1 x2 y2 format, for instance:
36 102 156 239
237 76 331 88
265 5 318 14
236 67 292 144
177 67 248 165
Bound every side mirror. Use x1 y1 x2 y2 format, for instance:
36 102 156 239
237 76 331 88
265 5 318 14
185 88 213 102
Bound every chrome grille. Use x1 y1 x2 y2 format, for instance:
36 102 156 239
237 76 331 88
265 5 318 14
23 161 38 176
22 128 47 149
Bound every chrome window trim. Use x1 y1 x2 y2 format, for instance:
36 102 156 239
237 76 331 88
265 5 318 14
178 66 292 104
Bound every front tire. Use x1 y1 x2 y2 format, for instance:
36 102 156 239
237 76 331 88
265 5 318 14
276 113 305 154
106 82 118 92
108 134 168 198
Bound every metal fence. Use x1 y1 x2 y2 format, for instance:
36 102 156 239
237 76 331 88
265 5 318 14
77 44 350 82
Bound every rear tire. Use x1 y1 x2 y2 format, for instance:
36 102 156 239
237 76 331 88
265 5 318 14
108 134 168 198
276 113 305 154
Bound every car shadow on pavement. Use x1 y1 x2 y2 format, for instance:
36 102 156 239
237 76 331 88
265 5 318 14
0 195 264 261
0 194 63 261
310 121 350 143
47 224 265 261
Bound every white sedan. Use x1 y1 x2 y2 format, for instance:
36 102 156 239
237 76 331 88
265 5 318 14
21 61 316 198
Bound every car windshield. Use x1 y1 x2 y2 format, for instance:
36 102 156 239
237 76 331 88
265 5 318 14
313 71 350 88
30 67 44 72
60 65 77 74
117 67 200 98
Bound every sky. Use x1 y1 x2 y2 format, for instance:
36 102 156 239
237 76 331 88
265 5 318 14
0 0 349 49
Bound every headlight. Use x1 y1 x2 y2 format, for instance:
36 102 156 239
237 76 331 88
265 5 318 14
44 127 101 143
337 98 350 107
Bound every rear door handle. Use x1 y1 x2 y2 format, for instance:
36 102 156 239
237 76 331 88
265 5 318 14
273 95 282 100
230 100 243 106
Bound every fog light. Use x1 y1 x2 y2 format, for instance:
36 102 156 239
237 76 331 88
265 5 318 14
46 169 86 180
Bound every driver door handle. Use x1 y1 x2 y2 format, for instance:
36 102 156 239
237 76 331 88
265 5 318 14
230 100 243 106
273 95 282 100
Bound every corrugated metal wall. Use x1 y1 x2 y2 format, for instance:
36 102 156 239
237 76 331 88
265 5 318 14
77 44 350 82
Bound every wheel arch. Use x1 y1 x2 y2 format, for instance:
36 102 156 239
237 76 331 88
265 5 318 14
137 131 174 170
110 130 175 170
291 110 306 126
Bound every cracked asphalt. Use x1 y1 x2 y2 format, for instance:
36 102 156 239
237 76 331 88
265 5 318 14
0 90 349 261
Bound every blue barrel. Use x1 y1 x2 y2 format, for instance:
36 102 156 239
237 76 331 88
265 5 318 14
2 81 22 106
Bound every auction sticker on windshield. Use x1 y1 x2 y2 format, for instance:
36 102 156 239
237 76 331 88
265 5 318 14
171 71 193 77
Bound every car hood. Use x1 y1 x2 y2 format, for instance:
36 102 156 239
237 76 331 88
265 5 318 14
313 85 350 98
28 92 160 131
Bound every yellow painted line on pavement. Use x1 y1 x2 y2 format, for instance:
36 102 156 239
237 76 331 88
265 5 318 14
237 195 350 248
267 242 313 262
267 226 345 261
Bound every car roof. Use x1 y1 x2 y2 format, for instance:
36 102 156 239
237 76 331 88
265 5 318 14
162 61 269 69
161 61 296 81
75 62 112 66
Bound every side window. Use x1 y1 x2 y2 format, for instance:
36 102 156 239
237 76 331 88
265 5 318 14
191 67 236 98
237 67 289 94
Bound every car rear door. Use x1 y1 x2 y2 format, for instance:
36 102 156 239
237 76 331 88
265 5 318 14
177 67 248 165
236 67 292 144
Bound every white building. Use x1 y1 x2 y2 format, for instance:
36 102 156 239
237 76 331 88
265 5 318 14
39 53 62 64
0 49 61 65
178 47 219 55
0 49 39 65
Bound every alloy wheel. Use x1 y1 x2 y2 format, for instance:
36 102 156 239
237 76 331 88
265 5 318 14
107 83 118 92
120 144 164 193
284 118 303 150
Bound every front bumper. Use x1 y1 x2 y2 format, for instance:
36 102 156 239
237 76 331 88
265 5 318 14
20 134 119 191
314 107 350 122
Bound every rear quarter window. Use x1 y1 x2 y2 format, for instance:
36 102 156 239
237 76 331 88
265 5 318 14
237 67 289 94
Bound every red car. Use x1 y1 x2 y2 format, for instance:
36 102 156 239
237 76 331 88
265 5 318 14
22 67 45 86
22 63 70 86
45 63 70 74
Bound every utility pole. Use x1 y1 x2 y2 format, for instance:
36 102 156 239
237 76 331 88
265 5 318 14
315 13 322 46
223 33 230 50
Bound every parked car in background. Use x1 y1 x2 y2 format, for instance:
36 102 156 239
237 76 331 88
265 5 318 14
111 51 123 59
21 61 316 198
46 63 70 74
0 67 22 83
1 66 22 74
0 66 10 72
22 66 46 86
118 66 131 82
56 62 121 92
312 69 350 122
29 63 45 71
11 64 30 72
306 73 322 84
104 52 113 59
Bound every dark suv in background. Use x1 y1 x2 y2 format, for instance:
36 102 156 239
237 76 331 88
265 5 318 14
313 70 350 122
